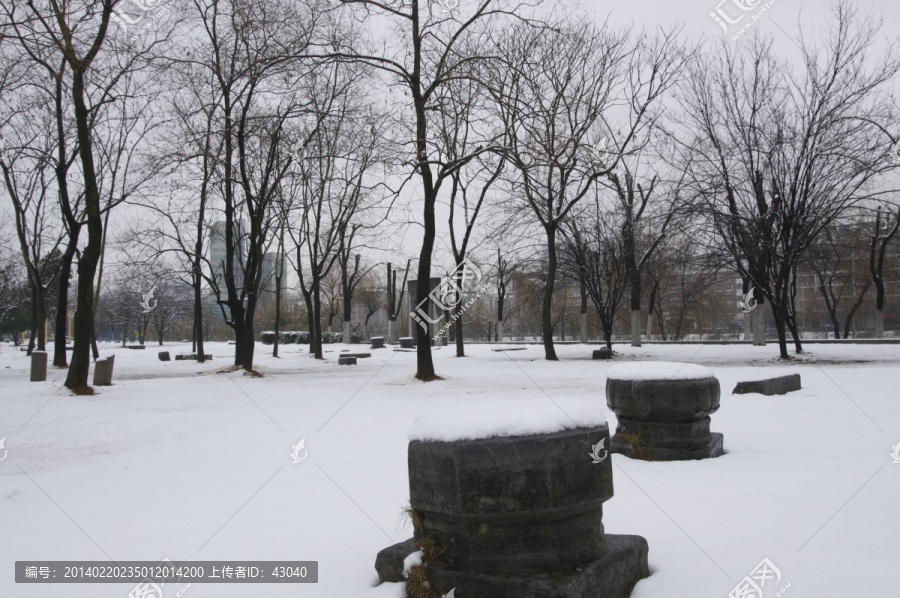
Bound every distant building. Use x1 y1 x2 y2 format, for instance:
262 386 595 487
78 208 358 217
260 252 286 298
209 219 246 295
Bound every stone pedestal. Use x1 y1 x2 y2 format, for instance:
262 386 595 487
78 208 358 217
399 337 415 349
606 363 724 460
30 351 47 382
158 351 171 361
377 421 649 597
338 356 357 365
370 337 385 349
92 355 115 386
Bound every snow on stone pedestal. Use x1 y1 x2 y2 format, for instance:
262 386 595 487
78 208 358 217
375 400 649 597
606 361 724 460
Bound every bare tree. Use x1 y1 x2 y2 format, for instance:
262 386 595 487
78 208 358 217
328 0 514 379
680 8 900 358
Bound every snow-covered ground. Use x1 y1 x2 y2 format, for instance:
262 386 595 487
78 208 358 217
1 340 898 597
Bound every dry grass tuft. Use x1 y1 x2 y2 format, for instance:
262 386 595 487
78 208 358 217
404 564 440 598
71 386 95 396
400 507 445 598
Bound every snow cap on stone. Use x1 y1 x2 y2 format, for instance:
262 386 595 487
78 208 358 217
408 399 606 442
606 361 715 381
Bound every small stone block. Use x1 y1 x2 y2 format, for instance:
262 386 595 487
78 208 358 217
338 356 357 365
175 354 187 361
30 351 47 382
370 337 385 349
733 374 801 396
399 337 415 349
375 538 418 584
92 355 115 386
341 352 371 358
593 348 613 359
158 352 170 361
126 345 145 350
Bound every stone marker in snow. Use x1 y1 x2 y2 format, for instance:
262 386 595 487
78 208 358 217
606 362 724 460
158 351 170 361
375 400 649 597
733 373 801 396
370 336 385 349
399 337 415 349
30 351 47 382
338 356 357 365
593 347 613 360
92 355 115 386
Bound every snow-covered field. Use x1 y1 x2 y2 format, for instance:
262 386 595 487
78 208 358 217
1 340 899 597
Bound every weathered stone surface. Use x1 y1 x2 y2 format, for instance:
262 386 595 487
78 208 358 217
441 336 448 346
126 345 146 350
374 538 419 584
733 373 801 396
399 337 415 349
614 416 712 449
593 348 613 360
370 337 385 349
158 352 170 361
30 351 47 382
338 356 357 365
92 355 115 386
427 534 649 598
612 431 724 461
409 425 613 572
606 377 720 422
341 352 371 358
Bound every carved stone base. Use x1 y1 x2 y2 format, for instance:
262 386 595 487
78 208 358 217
426 534 649 598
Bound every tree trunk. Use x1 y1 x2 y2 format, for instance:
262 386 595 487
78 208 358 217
194 269 206 363
64 70 104 391
541 225 559 361
53 239 78 367
875 308 884 338
342 320 351 344
751 294 766 346
312 279 323 359
454 300 465 357
772 302 790 359
497 318 504 342
630 310 641 347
